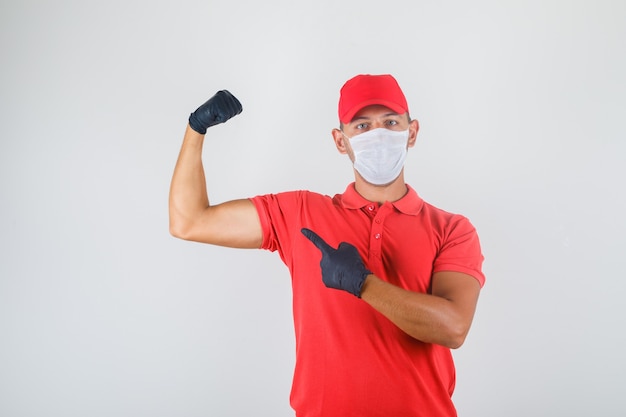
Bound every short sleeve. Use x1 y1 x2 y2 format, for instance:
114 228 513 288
250 191 305 264
433 216 485 287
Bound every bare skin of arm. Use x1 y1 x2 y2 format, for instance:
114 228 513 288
360 271 481 349
168 125 262 248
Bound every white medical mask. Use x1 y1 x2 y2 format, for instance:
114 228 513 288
343 128 409 186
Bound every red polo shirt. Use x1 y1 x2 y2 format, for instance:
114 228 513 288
251 183 484 417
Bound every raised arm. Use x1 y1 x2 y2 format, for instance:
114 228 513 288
169 91 263 249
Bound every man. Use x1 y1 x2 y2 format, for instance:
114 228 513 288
169 74 485 417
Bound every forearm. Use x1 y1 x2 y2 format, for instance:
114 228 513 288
360 275 469 349
169 125 210 238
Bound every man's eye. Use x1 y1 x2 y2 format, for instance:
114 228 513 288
386 120 398 126
356 123 368 130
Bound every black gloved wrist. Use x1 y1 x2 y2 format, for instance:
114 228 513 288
188 90 243 134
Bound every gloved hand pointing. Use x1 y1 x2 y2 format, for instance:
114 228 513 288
301 228 372 298
188 90 243 134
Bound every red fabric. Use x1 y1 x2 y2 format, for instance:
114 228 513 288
251 183 484 417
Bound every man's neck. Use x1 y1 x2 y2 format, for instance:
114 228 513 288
353 173 409 204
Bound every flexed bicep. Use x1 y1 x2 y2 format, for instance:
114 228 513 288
175 198 263 249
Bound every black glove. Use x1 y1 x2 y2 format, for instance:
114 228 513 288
188 90 243 134
301 228 372 298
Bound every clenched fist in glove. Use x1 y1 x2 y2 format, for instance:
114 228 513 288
301 228 372 298
188 90 243 134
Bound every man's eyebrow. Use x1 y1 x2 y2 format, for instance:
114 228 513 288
351 112 400 122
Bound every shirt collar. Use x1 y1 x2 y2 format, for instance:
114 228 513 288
340 183 424 216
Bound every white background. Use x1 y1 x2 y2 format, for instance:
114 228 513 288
1 1 625 416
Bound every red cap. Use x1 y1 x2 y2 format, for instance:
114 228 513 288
338 74 409 124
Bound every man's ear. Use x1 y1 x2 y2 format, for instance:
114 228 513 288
332 128 348 154
408 119 419 148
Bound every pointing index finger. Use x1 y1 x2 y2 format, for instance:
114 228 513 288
301 228 333 254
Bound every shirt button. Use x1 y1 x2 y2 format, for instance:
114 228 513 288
375 233 381 239
375 219 381 224
368 205 375 211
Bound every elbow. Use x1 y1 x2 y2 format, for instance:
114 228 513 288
169 223 183 239
438 308 475 349
439 322 471 350
446 334 467 350
446 325 472 350
169 222 185 239
169 215 192 240
168 203 200 240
